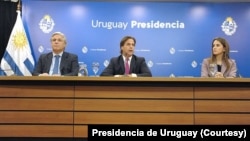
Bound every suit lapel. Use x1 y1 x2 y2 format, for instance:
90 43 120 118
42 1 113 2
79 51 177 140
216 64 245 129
45 53 53 72
60 52 67 72
118 55 125 73
221 62 227 74
130 55 136 73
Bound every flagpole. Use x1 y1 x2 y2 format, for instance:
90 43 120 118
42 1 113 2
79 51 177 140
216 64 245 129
12 0 21 76
13 0 20 76
13 0 21 76
17 0 21 11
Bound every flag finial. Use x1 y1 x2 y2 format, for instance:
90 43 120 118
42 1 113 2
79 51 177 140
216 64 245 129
17 0 21 11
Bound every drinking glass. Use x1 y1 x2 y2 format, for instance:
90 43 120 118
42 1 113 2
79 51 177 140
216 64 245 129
92 62 99 76
78 62 88 76
209 64 217 77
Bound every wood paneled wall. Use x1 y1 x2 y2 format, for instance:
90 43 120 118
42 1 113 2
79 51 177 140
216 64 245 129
0 82 75 137
0 77 250 138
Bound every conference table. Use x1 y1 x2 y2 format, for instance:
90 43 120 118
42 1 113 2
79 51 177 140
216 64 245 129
0 76 249 139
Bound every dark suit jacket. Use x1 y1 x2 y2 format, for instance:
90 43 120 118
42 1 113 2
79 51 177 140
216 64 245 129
100 55 152 77
201 58 237 78
32 52 79 76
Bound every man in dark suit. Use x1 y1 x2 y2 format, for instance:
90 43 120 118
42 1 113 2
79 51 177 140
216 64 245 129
100 36 152 77
32 32 79 76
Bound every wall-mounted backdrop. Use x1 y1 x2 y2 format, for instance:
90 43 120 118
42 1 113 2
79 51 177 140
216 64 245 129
22 0 250 77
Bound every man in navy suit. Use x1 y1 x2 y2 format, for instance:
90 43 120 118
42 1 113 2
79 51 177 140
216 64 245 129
32 32 79 76
100 36 152 77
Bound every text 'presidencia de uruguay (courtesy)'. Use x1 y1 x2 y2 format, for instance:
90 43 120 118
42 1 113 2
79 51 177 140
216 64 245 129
88 125 249 140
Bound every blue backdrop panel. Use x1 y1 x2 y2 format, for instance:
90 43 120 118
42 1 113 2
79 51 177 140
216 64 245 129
22 0 250 77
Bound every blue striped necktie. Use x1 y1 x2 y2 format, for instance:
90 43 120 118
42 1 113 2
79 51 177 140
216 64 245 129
52 55 60 74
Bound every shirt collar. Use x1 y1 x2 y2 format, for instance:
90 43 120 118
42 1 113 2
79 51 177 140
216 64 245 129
53 52 63 57
123 55 132 61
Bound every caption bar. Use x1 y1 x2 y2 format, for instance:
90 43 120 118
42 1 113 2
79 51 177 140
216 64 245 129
88 125 249 140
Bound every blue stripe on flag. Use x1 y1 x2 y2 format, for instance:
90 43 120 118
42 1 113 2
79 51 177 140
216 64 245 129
3 51 23 76
24 58 34 74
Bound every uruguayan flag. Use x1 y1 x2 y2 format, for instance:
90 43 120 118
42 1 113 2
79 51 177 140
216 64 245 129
0 10 35 76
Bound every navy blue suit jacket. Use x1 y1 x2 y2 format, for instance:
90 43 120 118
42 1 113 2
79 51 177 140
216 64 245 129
100 55 152 77
32 52 79 76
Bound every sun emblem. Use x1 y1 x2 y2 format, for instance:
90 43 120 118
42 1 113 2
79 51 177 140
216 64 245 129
226 17 233 22
13 30 27 48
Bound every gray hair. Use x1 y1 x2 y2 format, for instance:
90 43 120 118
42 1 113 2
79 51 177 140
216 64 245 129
50 31 67 44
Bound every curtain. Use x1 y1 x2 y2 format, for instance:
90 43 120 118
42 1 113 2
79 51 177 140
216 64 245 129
0 1 18 61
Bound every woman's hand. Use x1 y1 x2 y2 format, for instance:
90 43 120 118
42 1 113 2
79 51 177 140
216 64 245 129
214 72 224 78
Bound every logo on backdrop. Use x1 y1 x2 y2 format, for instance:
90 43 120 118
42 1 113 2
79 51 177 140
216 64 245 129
191 60 198 68
104 60 109 67
39 15 55 33
147 60 154 68
221 17 237 36
38 45 45 53
169 47 176 54
81 46 88 54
